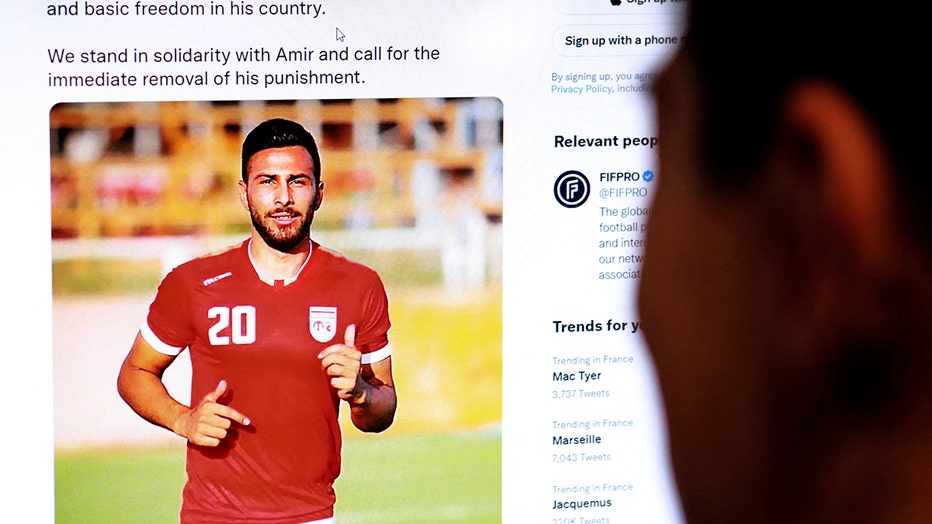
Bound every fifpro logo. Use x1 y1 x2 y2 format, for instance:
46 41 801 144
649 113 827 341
554 170 590 208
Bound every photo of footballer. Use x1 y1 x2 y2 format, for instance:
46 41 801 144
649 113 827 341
51 99 503 523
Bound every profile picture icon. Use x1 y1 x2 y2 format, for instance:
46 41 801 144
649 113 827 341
554 170 590 208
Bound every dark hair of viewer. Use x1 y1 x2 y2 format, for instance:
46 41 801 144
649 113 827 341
242 118 322 183
686 2 930 241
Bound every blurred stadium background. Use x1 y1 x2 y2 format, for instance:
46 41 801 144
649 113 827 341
51 98 502 523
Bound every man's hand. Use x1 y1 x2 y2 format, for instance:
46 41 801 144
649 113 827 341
319 324 396 432
175 380 251 447
319 325 366 405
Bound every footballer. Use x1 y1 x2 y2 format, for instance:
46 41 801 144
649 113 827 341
117 118 397 524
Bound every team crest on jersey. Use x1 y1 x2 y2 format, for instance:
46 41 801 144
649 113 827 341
309 306 337 343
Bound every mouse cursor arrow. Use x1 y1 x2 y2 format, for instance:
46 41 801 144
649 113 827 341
336 28 346 42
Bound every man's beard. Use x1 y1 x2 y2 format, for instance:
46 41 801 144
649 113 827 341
249 203 314 253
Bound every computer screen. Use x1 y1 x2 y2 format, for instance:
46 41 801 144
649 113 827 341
2 1 687 521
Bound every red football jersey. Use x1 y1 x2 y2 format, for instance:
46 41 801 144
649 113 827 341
142 240 391 523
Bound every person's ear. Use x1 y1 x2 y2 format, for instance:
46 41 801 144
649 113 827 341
782 82 896 274
313 181 324 211
238 179 249 211
767 82 908 415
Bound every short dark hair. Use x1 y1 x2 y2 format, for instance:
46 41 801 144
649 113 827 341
686 3 929 239
241 118 321 183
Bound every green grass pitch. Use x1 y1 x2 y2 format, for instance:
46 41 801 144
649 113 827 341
55 431 501 523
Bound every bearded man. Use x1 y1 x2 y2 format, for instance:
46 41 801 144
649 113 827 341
118 118 397 524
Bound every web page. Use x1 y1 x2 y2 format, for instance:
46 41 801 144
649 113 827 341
1 1 687 522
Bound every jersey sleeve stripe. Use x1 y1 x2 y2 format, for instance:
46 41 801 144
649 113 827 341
361 343 392 364
140 321 185 356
